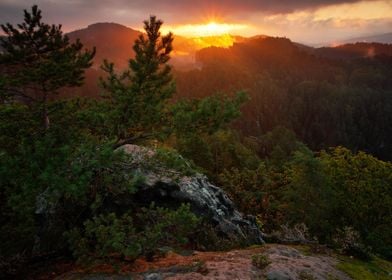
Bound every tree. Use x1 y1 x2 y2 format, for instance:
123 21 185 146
0 5 95 130
101 16 175 148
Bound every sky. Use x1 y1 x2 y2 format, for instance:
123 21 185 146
0 0 391 44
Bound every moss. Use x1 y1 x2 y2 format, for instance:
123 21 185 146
251 254 271 269
247 244 264 250
293 244 313 256
337 256 392 280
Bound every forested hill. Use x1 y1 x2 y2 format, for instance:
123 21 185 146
59 22 392 160
314 42 392 60
175 37 392 160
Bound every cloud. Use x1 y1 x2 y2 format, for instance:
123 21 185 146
0 0 382 28
0 0 390 44
252 1 392 44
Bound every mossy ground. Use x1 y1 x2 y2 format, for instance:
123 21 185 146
337 255 392 280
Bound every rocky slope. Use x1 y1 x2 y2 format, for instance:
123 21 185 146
53 244 354 280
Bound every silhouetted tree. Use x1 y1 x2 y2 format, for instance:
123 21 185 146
101 16 174 147
0 5 95 130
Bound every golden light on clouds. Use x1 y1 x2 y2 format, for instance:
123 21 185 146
163 21 250 37
265 0 392 23
258 0 392 43
313 0 392 21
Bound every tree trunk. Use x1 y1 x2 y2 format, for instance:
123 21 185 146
42 93 50 130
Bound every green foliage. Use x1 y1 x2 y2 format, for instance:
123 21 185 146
149 147 197 176
284 149 336 242
218 162 288 231
100 16 174 144
0 9 251 270
136 203 200 260
174 129 258 179
216 137 392 259
0 134 139 255
219 164 269 215
176 40 392 161
172 92 248 137
321 147 392 258
283 147 392 258
66 204 200 264
66 213 140 264
257 126 308 167
192 222 242 251
168 93 250 178
333 227 372 261
0 103 38 151
0 5 95 129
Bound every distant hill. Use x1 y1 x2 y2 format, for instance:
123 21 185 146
312 42 392 60
66 22 247 72
61 22 249 96
58 23 392 98
177 37 392 101
339 32 392 45
67 22 142 70
314 32 392 47
175 36 392 159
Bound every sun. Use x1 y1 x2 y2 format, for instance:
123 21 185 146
165 21 249 37
161 20 250 49
198 22 230 36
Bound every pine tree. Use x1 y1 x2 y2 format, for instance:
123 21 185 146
0 5 95 130
101 16 175 148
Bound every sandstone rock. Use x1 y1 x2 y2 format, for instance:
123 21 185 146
119 144 265 245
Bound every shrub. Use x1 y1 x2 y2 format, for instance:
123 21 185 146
66 204 200 264
192 221 243 251
333 227 372 261
137 203 200 260
147 147 197 177
65 212 141 264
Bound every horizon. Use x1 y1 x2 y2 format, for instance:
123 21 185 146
75 21 392 47
0 0 391 45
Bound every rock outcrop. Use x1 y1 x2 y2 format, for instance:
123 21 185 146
33 144 264 257
119 144 264 245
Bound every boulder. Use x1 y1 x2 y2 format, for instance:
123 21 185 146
119 144 265 245
33 144 264 256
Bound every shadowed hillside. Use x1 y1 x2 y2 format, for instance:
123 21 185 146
68 22 141 69
175 37 392 159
